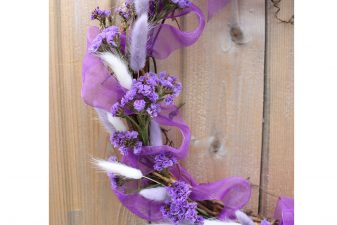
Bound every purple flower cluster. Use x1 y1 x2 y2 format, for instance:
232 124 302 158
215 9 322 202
89 26 120 53
110 131 142 155
115 0 133 20
111 71 182 118
171 0 191 8
160 181 204 225
153 153 178 171
91 7 111 20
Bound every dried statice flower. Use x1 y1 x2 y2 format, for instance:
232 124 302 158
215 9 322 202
161 201 204 225
89 26 120 53
91 6 111 20
110 131 142 155
171 0 191 8
167 181 191 202
161 181 203 225
146 103 160 117
153 153 178 171
111 71 182 118
133 99 146 111
115 0 134 20
89 35 104 53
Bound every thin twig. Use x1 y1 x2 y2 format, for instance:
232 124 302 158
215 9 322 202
143 176 165 186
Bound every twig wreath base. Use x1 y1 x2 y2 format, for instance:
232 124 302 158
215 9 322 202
81 1 294 225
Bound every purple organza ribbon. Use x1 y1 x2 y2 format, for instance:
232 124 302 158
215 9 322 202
82 26 125 111
82 28 191 160
82 6 250 221
147 0 231 59
111 158 251 222
274 197 294 225
149 3 205 59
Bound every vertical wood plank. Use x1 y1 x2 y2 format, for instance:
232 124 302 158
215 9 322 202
182 0 265 212
50 0 145 224
260 0 294 217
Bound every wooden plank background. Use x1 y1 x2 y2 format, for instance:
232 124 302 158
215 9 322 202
50 0 294 224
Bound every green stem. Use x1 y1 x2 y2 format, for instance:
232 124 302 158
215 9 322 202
125 116 141 132
136 114 150 145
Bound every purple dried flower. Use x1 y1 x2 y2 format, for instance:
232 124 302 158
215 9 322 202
112 72 181 118
146 103 160 117
133 99 146 111
111 103 121 116
160 181 203 225
89 26 120 53
153 153 177 171
115 0 133 20
91 6 111 20
164 95 174 105
171 0 191 8
167 181 191 202
89 34 104 53
110 131 142 155
103 26 120 47
116 6 131 20
161 201 203 225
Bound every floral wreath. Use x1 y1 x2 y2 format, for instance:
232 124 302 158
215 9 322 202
81 0 294 225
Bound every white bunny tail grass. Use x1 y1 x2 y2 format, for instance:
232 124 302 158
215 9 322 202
235 210 254 225
150 120 163 146
92 158 143 179
135 0 149 15
107 113 128 131
99 52 132 90
95 108 116 134
139 187 168 202
204 220 241 225
130 14 149 72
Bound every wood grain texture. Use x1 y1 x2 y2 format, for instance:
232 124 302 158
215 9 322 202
181 0 265 212
50 0 293 224
50 0 143 225
260 0 294 217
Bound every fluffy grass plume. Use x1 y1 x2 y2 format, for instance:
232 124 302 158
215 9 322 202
93 158 143 179
235 210 254 225
150 121 163 146
107 113 128 131
95 108 116 134
135 0 149 15
204 220 241 225
95 108 128 133
99 52 132 90
130 14 149 72
139 187 168 202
